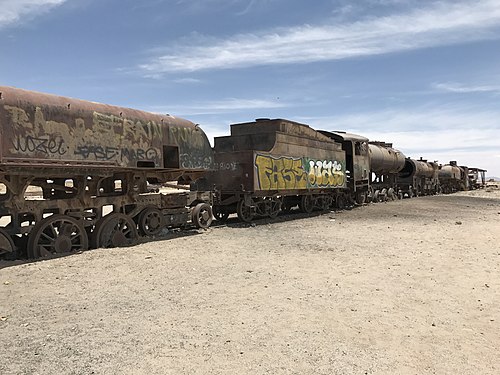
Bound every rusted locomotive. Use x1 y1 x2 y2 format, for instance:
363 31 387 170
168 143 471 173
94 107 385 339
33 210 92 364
438 161 469 193
0 86 489 259
0 86 214 258
209 119 351 222
367 141 406 201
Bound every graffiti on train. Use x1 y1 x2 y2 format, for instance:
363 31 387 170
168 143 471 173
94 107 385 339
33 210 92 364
255 154 345 190
307 159 345 187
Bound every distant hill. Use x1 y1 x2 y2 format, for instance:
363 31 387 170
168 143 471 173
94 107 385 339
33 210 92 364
486 177 500 181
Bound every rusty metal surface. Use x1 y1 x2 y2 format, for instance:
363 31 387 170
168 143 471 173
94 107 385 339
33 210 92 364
318 130 370 193
211 119 347 195
0 86 213 172
399 158 437 179
368 143 406 174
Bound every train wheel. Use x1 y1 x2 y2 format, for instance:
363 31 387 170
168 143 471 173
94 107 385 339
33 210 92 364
237 199 253 223
91 213 138 249
355 191 366 205
388 188 396 200
192 203 213 229
213 206 230 222
27 214 88 258
267 198 281 219
299 195 314 213
0 228 16 258
138 207 165 236
336 195 347 210
373 190 380 202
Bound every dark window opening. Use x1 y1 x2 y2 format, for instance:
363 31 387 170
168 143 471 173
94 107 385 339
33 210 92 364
163 145 179 168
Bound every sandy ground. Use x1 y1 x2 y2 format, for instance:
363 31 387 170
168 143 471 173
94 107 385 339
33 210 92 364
1 186 499 375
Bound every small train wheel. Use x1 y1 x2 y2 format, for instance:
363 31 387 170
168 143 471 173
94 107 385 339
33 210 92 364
355 191 366 205
388 188 396 200
27 214 88 258
237 199 253 223
299 195 314 213
0 228 16 258
373 190 380 202
138 207 165 236
192 203 213 229
91 213 138 249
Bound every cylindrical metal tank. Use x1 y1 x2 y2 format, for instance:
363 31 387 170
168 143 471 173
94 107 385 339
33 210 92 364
369 144 406 174
399 158 436 179
439 164 462 180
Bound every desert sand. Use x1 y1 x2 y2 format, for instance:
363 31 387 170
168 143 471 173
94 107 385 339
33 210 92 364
1 185 499 374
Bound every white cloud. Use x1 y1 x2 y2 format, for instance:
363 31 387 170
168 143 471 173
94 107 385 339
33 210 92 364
147 98 289 115
140 0 500 74
433 82 500 94
0 0 67 28
298 106 500 176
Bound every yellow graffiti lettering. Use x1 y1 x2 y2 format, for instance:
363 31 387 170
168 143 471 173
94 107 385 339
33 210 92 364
255 155 307 190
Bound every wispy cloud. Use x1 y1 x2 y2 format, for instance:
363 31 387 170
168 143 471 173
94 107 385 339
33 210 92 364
0 0 67 28
297 105 500 175
140 0 500 74
432 82 500 94
146 97 289 115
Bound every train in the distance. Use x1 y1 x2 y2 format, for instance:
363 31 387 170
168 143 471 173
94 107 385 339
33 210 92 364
0 86 487 259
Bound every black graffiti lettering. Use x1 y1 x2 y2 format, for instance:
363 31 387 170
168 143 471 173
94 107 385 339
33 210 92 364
13 135 67 155
76 145 159 162
74 145 119 160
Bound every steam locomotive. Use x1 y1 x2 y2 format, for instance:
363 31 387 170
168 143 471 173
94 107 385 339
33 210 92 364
0 86 486 259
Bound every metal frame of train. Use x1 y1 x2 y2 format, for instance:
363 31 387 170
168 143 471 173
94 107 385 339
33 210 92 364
0 87 487 259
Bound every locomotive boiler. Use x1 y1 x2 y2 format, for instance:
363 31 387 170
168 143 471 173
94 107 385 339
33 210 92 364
438 161 468 193
368 142 406 201
0 86 214 258
398 157 439 197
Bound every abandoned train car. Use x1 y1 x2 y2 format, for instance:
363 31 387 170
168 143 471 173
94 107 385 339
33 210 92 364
0 86 214 258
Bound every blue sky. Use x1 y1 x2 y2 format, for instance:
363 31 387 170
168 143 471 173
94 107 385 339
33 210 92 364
1 0 499 177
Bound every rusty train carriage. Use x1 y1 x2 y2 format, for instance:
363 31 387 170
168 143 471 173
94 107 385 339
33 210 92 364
0 86 490 259
210 119 349 222
0 86 214 258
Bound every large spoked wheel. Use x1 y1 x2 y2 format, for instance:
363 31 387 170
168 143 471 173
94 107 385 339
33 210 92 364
192 203 213 229
267 198 281 219
213 205 230 222
91 213 138 249
0 228 16 258
138 207 165 236
237 199 253 223
299 195 314 213
27 214 88 259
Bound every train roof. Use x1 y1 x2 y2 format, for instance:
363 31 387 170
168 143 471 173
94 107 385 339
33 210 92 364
318 130 369 143
0 85 196 129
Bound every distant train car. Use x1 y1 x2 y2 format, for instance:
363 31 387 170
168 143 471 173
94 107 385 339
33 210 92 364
438 161 468 193
0 86 214 258
398 157 439 197
468 167 487 189
209 119 349 222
